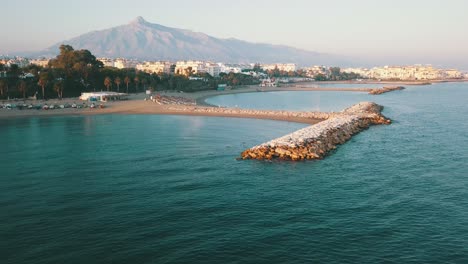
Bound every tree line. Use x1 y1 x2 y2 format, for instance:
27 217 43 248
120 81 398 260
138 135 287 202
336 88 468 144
0 45 260 100
0 45 364 100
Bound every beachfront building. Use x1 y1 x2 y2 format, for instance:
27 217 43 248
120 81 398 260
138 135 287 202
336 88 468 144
2 57 30 68
372 65 441 80
79 91 128 102
175 60 205 75
220 65 241 73
97 58 115 67
30 58 50 67
341 67 370 77
113 59 127 69
204 62 221 77
303 65 329 78
136 61 173 74
259 78 277 87
97 58 137 69
344 65 463 80
261 63 297 72
442 69 463 79
114 58 138 69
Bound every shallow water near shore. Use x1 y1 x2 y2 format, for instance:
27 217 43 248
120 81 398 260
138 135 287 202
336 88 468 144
2 82 468 263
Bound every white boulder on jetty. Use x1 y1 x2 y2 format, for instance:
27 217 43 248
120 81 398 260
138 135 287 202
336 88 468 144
240 102 391 161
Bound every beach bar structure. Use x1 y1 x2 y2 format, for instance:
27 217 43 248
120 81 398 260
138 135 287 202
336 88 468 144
79 92 128 102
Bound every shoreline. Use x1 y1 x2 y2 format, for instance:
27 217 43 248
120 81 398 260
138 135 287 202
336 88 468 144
0 86 368 122
0 83 404 123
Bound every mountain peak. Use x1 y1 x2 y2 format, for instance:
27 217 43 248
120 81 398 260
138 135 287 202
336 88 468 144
45 17 341 65
131 16 147 25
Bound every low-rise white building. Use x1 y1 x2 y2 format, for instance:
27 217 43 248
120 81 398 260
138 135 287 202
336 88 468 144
97 58 137 69
261 63 297 72
204 62 221 77
221 63 254 74
30 58 50 68
443 69 462 79
303 65 329 77
97 58 115 67
136 61 173 74
175 60 205 75
343 65 463 80
4 57 30 68
79 91 128 102
341 67 370 77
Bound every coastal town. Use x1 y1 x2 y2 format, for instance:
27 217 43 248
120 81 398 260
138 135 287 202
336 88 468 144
1 51 467 106
2 55 467 81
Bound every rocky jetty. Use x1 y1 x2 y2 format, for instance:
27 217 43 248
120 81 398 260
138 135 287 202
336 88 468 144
166 105 333 121
240 102 391 161
369 86 405 95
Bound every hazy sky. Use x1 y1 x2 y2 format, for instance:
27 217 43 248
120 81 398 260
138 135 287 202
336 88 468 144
2 0 468 69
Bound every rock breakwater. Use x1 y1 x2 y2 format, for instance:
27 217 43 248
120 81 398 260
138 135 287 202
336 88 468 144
369 86 405 95
166 105 332 121
240 102 391 161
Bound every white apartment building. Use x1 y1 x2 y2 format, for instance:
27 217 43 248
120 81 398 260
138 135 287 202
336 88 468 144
30 58 50 68
204 62 221 77
370 65 443 80
175 60 205 75
261 63 297 72
97 58 137 69
97 58 115 67
221 66 242 73
343 65 463 80
341 67 370 77
136 61 173 74
114 58 138 69
443 69 462 79
3 57 30 68
303 65 328 77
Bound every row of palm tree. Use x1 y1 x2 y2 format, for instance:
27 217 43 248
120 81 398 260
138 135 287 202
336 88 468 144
103 76 149 93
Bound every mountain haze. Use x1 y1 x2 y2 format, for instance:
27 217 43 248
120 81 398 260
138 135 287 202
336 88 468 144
44 17 344 65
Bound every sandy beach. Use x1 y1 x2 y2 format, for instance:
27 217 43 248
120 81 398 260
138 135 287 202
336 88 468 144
0 84 397 124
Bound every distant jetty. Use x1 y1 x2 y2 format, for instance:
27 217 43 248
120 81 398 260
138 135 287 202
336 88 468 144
240 102 391 161
289 85 405 95
369 86 405 95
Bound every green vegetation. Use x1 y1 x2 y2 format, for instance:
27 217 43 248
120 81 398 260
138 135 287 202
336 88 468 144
0 45 260 100
314 67 362 81
0 45 364 100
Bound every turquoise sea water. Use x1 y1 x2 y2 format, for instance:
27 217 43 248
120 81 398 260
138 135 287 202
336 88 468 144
2 82 468 263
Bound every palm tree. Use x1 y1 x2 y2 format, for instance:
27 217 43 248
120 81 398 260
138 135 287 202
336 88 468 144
38 72 49 99
133 76 140 92
104 76 112 91
114 77 121 92
124 76 130 93
0 79 6 98
53 81 64 99
18 80 27 99
141 78 148 91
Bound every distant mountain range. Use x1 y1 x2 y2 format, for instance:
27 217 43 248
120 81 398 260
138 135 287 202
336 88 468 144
35 17 346 66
